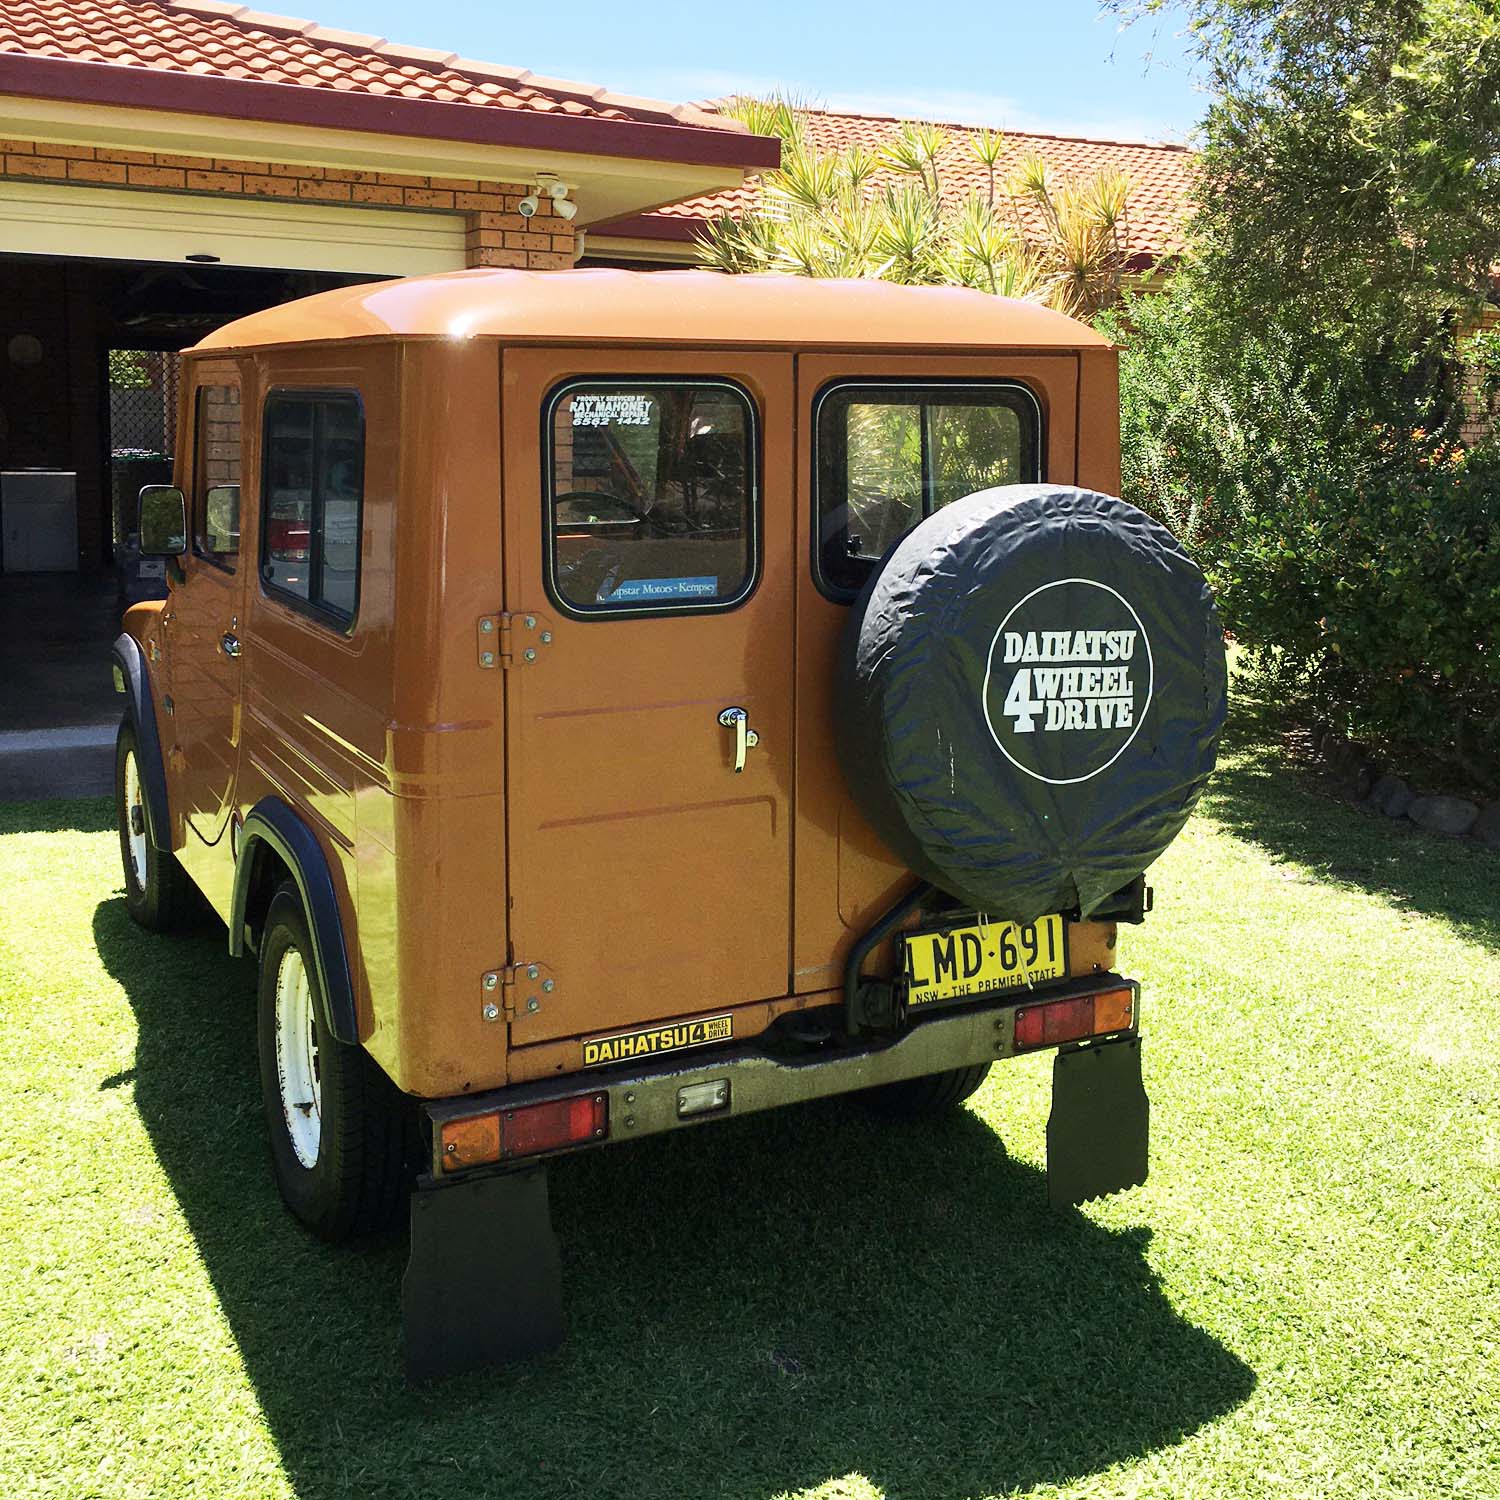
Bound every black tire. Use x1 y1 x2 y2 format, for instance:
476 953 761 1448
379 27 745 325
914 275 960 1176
256 881 406 1241
114 719 193 932
836 484 1226 922
863 1061 993 1118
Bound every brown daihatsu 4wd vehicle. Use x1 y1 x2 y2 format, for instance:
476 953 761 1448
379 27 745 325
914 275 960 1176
113 269 1226 1378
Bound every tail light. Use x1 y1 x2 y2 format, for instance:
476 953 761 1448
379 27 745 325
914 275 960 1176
440 1091 608 1172
1013 986 1135 1052
505 1094 609 1157
266 517 310 562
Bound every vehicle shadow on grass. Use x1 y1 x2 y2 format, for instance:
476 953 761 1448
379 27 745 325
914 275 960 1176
0 795 115 836
93 893 1253 1500
1199 685 1500 953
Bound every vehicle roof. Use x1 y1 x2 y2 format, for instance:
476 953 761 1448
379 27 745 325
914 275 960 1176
193 269 1113 353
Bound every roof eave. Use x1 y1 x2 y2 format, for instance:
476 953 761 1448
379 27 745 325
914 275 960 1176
593 218 1186 269
589 212 701 241
0 52 782 170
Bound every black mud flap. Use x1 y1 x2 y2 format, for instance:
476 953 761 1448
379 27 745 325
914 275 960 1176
1047 1036 1149 1209
403 1165 564 1381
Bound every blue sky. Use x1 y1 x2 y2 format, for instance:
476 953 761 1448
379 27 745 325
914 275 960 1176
293 1 1204 143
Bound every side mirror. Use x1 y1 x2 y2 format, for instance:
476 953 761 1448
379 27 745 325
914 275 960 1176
139 485 188 557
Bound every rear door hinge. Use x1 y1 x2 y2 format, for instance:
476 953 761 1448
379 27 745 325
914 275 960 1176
477 612 553 670
482 962 555 1022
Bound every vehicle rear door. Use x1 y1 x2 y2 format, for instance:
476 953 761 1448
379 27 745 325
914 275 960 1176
501 348 795 1048
790 353 1078 994
162 362 247 851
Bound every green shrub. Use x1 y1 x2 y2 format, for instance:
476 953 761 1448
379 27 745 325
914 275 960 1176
1106 281 1500 786
108 349 151 390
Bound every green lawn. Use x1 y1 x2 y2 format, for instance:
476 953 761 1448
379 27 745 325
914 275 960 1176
2 691 1498 1500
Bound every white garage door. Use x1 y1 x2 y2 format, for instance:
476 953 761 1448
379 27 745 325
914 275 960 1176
0 178 466 276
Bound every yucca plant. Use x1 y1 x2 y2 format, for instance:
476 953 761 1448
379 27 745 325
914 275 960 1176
971 126 1006 209
718 94 809 152
1008 154 1132 317
879 120 950 200
698 96 1135 318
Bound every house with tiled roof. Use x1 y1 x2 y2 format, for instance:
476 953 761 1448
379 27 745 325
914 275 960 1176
0 2 1194 583
0 0 1198 789
588 105 1195 271
0 0 778 584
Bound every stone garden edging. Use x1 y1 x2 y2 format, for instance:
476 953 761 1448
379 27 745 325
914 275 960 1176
1311 724 1500 850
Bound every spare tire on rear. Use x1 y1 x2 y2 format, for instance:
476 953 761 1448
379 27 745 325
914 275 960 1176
835 484 1227 923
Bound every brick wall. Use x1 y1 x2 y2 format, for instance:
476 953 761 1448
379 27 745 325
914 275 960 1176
1460 307 1500 450
0 138 577 269
200 383 241 488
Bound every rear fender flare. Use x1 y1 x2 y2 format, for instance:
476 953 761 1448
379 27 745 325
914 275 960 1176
110 633 172 853
230 797 359 1045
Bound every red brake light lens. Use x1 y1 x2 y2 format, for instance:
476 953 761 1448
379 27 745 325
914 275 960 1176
1013 987 1135 1051
503 1093 608 1159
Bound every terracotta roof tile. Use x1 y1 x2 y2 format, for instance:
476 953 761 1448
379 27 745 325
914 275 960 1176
0 0 744 131
643 105 1195 264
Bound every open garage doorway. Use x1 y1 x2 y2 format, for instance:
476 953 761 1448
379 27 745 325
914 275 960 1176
0 253 382 797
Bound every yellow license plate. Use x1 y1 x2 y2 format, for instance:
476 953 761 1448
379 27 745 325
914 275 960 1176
903 915 1068 1007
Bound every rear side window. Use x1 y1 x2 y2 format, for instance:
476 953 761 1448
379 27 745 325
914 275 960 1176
260 390 364 626
192 382 241 571
815 382 1041 597
545 380 757 616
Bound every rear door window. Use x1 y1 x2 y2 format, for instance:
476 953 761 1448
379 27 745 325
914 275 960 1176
545 380 757 615
814 382 1041 597
260 390 364 627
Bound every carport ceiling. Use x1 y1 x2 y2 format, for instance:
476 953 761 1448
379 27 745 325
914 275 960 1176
95 258 370 343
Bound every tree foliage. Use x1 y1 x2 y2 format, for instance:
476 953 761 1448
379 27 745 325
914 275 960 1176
1107 0 1500 782
695 100 1135 318
1105 286 1500 779
1123 0 1500 334
107 349 150 390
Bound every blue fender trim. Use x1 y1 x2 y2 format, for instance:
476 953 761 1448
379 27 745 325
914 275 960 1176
230 797 359 1045
110 633 172 853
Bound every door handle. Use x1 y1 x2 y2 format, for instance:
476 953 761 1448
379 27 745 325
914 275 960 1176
717 706 760 774
221 632 242 658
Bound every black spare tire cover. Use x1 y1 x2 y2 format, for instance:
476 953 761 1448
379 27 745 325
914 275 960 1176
835 484 1227 922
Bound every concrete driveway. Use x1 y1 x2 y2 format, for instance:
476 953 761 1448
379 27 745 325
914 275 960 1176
0 574 122 800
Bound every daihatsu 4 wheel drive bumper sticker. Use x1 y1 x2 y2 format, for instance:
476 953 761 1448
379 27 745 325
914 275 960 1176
582 1014 734 1068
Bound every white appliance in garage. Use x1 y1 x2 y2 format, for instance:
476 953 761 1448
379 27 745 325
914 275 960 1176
1 470 78 571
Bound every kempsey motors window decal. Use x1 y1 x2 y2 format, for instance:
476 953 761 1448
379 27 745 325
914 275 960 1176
982 578 1154 785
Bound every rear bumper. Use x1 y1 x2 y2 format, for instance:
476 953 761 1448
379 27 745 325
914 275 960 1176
405 973 1148 1377
425 972 1139 1175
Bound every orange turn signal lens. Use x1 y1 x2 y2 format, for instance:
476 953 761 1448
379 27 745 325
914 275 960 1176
1013 986 1135 1052
1092 986 1135 1035
440 1112 502 1172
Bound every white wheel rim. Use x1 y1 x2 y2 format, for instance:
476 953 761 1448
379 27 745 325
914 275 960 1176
274 947 322 1169
122 749 147 892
